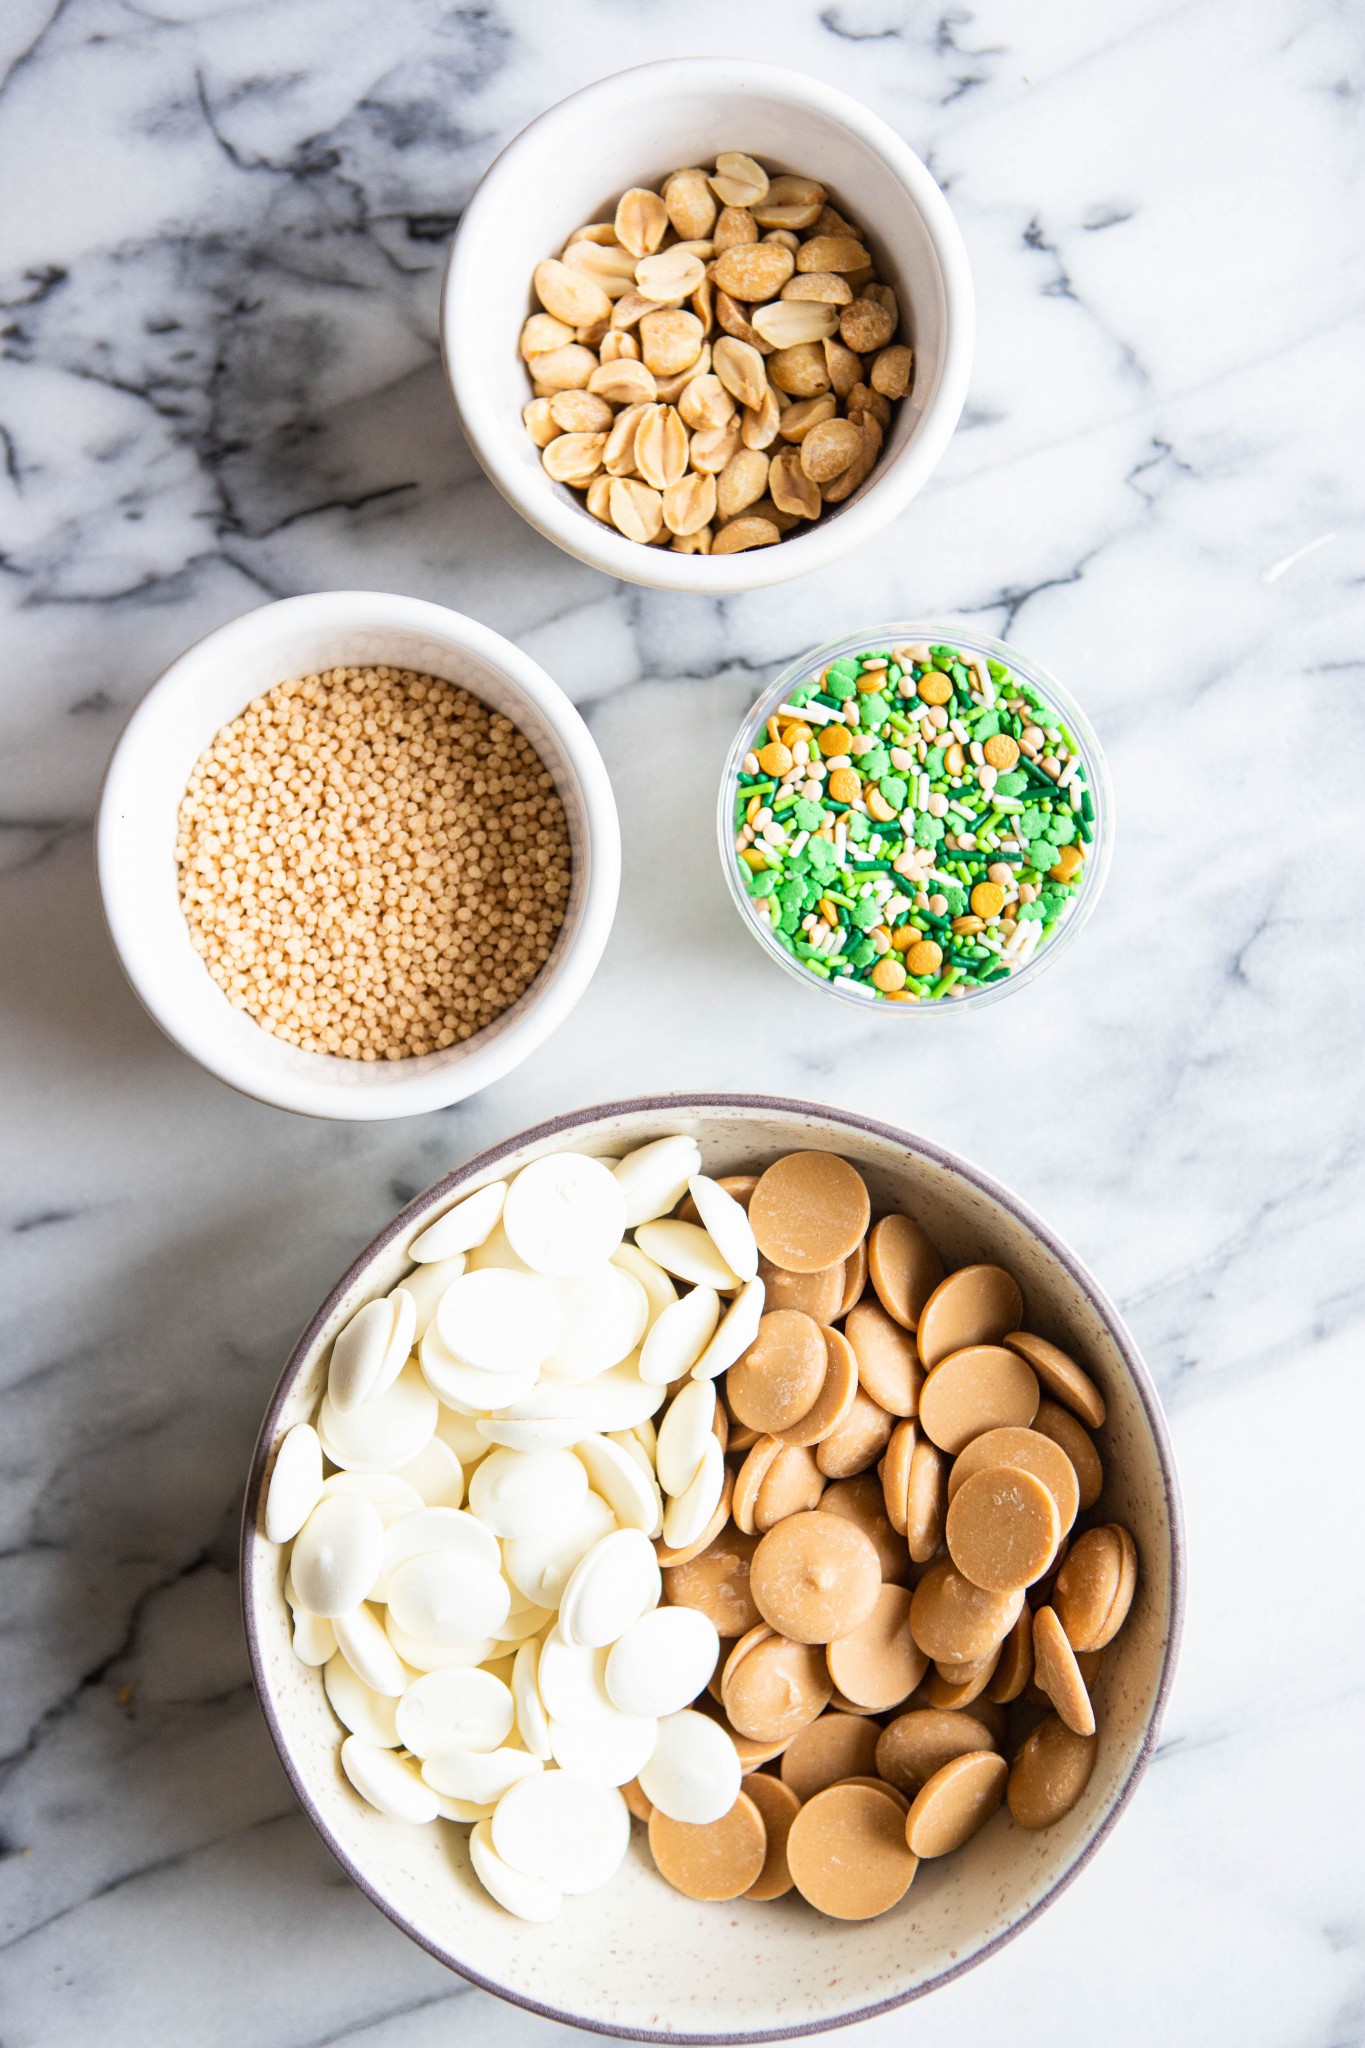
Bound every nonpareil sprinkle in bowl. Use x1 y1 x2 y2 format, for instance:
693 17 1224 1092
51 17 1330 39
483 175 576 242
718 624 1112 1008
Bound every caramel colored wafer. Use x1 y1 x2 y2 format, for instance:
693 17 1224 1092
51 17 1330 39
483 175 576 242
825 1582 926 1712
1031 1605 1096 1736
750 1509 881 1644
948 1425 1080 1535
815 1388 895 1479
742 1770 801 1899
649 1790 767 1900
661 1517 759 1636
1032 1400 1103 1511
758 1253 845 1323
905 1750 1007 1857
917 1265 1024 1370
1007 1713 1096 1829
867 1213 944 1331
779 1711 880 1801
945 1466 1061 1592
1004 1330 1105 1428
845 1299 922 1417
909 1559 1023 1664
786 1782 919 1919
918 1345 1039 1455
728 1310 828 1434
749 1154 871 1274
771 1326 859 1448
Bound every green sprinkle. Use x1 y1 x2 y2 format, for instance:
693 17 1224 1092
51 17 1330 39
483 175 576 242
734 642 1096 1003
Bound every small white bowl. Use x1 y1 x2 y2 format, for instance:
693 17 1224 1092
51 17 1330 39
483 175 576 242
442 58 974 593
96 592 619 1120
243 1096 1184 2041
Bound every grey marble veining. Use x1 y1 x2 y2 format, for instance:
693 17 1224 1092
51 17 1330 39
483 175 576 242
1 2 1363 2043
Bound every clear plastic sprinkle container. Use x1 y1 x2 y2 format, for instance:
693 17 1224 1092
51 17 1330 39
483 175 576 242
717 622 1113 1011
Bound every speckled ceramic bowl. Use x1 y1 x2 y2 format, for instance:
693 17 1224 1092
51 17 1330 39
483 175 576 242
241 1097 1183 2042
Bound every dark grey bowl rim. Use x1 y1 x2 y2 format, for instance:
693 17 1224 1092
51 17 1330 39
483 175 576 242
240 1092 1185 2044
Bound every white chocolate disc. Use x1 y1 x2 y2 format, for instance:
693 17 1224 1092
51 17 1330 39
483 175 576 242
575 1433 662 1536
324 1653 401 1746
513 1638 553 1761
639 1286 721 1386
321 1470 424 1524
434 1407 495 1463
434 1792 497 1824
436 1269 560 1377
384 1612 497 1673
503 1491 615 1609
317 1361 437 1474
465 1219 535 1274
374 1287 417 1398
290 1494 383 1617
687 1174 760 1284
476 1415 590 1452
536 1630 616 1728
558 1529 661 1650
638 1707 741 1825
468 1447 590 1539
409 1181 507 1262
327 1298 399 1414
605 1606 720 1720
661 1435 725 1552
264 1422 323 1543
399 1254 466 1340
610 1241 679 1325
656 1379 718 1498
691 1275 766 1380
502 1154 627 1277
612 1136 702 1227
419 1328 538 1414
470 1817 562 1923
491 1771 630 1894
381 1506 500 1583
333 1602 408 1697
291 1610 336 1667
340 1736 438 1825
422 1746 542 1804
544 1264 649 1380
391 1436 463 1509
395 1668 514 1758
504 1358 664 1435
549 1709 658 1788
386 1550 510 1647
634 1219 741 1291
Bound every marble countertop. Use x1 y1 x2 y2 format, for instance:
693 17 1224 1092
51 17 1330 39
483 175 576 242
2 2 1362 2043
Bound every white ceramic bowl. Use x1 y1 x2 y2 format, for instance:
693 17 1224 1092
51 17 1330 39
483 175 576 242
242 1096 1184 2041
442 58 974 593
96 593 619 1120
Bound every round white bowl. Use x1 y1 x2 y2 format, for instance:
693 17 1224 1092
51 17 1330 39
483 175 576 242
96 593 619 1120
242 1095 1184 2041
442 58 974 593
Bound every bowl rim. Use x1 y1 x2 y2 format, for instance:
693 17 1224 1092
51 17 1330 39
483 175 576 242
440 55 975 594
240 1092 1185 2044
94 590 621 1121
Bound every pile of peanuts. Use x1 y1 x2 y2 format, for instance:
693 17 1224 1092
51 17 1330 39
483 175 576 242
520 153 910 555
